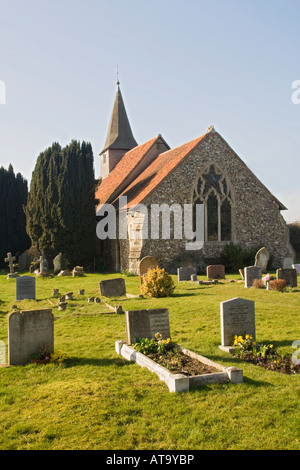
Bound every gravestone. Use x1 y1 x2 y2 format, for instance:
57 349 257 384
8 309 54 366
57 270 72 277
16 276 36 301
254 247 269 272
125 309 171 345
276 268 297 287
36 255 49 277
191 274 198 282
219 298 255 352
139 256 159 283
99 278 126 297
18 253 31 272
5 252 19 279
244 266 262 288
206 265 225 280
177 267 197 282
53 253 67 275
292 264 300 275
72 266 84 277
282 257 294 269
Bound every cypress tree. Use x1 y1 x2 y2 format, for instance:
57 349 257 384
25 141 96 268
0 165 31 267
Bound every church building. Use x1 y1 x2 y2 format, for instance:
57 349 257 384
95 81 294 274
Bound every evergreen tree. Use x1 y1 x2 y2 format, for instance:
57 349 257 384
25 141 96 268
0 165 31 267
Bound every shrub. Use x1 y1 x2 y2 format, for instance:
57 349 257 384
253 279 265 289
140 267 175 298
221 243 260 272
269 279 287 292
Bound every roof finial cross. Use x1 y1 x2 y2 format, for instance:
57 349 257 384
116 65 120 86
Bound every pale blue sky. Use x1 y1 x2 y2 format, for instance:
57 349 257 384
0 0 299 222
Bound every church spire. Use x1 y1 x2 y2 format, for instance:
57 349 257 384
100 80 137 156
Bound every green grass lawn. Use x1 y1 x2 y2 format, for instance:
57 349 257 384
0 270 299 450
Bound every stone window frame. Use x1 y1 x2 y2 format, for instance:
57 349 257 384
192 163 235 244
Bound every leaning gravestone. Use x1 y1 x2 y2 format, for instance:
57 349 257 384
139 256 159 283
254 247 270 272
219 298 255 352
8 309 54 366
16 276 36 301
276 268 297 287
125 309 170 345
177 267 197 282
244 266 262 288
99 278 126 297
206 265 225 280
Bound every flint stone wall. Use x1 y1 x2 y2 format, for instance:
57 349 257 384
116 131 294 273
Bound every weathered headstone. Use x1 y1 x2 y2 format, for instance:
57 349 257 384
36 255 49 277
72 266 84 277
139 256 159 283
5 252 19 279
282 257 294 269
191 274 198 282
177 267 197 282
18 253 31 272
8 309 54 366
53 253 67 275
125 309 171 345
219 298 255 352
276 268 297 287
244 266 262 288
16 276 36 301
206 265 225 280
292 264 300 275
254 247 270 272
99 278 126 297
58 302 67 311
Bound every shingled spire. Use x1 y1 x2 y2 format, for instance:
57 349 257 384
100 81 138 178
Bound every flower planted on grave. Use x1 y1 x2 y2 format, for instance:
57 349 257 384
231 335 300 374
233 334 257 358
31 347 69 365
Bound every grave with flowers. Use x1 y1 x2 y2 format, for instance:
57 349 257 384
116 308 243 392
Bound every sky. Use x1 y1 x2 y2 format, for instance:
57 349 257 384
0 0 299 223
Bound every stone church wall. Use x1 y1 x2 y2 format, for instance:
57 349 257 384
123 131 293 273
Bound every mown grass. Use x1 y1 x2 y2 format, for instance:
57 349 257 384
0 271 299 450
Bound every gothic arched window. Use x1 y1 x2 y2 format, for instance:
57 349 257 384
192 165 233 242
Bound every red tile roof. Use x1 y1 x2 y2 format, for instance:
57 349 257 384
116 133 207 209
95 136 160 207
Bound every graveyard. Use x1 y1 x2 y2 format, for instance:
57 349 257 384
0 266 299 450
